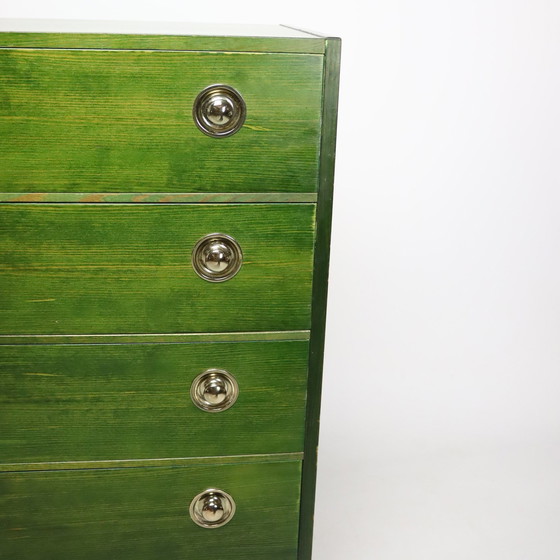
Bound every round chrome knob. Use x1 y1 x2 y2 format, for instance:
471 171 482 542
205 96 235 127
203 240 232 274
203 376 227 405
191 369 239 413
202 493 225 522
189 489 236 529
192 233 243 282
193 84 246 137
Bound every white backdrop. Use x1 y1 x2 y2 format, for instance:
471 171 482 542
3 2 560 559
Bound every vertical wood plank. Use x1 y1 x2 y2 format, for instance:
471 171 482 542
298 37 342 560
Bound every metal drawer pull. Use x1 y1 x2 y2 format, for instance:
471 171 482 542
192 233 243 282
190 369 239 413
193 84 246 137
189 489 236 529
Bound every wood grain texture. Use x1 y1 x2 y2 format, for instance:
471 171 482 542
0 26 340 560
0 33 326 54
0 452 304 473
299 37 341 560
0 192 318 203
0 49 322 193
0 460 302 560
0 204 315 334
0 330 310 345
0 339 308 463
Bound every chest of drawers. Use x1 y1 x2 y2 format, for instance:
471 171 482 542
0 19 340 560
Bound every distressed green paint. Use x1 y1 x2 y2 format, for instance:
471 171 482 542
0 330 310 345
0 452 304 473
0 339 308 463
0 204 315 334
0 192 318 203
0 460 302 560
0 49 322 193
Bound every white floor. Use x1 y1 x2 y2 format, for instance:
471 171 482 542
314 438 560 559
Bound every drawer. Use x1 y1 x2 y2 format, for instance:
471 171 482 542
0 203 315 334
0 460 302 560
0 338 308 464
0 48 323 194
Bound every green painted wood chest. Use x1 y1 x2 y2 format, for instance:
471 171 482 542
0 19 340 560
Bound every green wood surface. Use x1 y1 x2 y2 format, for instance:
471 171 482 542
0 33 326 54
0 460 302 560
0 452 304 473
0 49 322 193
0 330 310 345
0 339 308 463
299 37 341 560
0 204 315 334
0 192 317 203
0 26 340 560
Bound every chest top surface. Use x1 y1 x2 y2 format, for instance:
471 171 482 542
0 18 332 53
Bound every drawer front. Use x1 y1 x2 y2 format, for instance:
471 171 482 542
0 48 322 193
0 204 315 334
0 339 308 464
0 460 302 560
